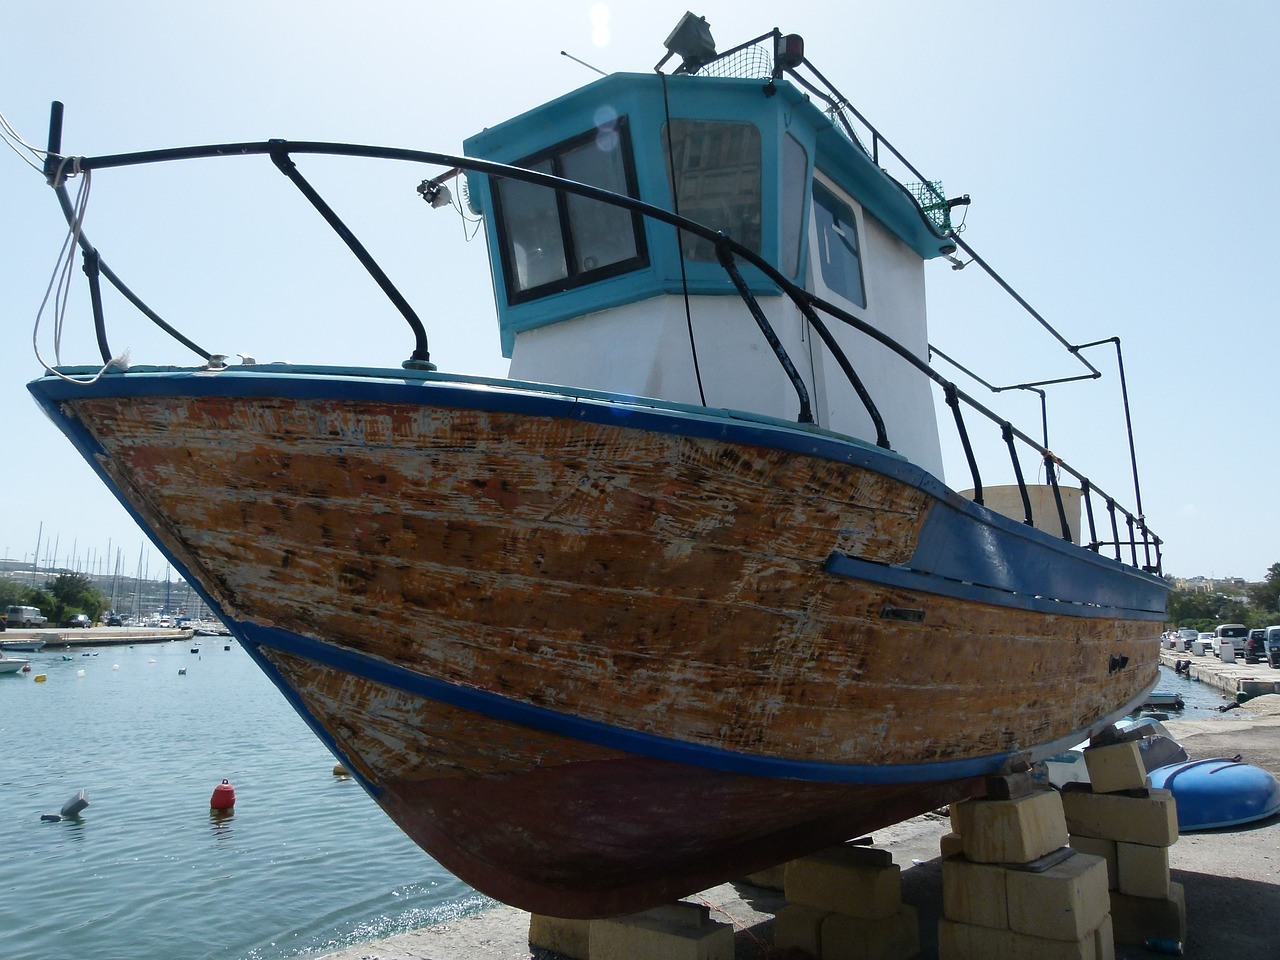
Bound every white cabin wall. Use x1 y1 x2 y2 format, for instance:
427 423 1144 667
809 207 946 482
506 295 813 423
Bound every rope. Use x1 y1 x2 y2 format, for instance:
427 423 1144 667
32 167 127 385
0 108 47 173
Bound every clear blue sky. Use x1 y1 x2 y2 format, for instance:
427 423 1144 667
2 1 1276 584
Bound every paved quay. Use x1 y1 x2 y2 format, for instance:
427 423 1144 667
315 697 1280 960
1159 644 1280 701
1 626 192 647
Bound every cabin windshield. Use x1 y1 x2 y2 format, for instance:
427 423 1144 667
663 119 762 262
493 118 648 303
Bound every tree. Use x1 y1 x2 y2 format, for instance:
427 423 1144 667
44 572 107 623
1248 563 1280 617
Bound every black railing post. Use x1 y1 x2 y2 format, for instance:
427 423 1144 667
945 383 982 504
1002 423 1033 525
1044 453 1072 542
267 141 434 370
81 249 112 363
1107 500 1122 562
715 237 812 424
1081 480 1099 551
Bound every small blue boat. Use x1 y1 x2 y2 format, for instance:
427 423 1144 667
1148 758 1280 830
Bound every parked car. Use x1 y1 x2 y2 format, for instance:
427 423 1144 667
5 605 47 628
1212 623 1249 658
1267 626 1280 669
1246 628 1268 663
62 614 92 628
105 614 123 626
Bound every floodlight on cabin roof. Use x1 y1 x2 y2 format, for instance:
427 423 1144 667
655 12 717 75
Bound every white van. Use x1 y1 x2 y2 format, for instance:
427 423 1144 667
5 605 47 628
1212 623 1249 658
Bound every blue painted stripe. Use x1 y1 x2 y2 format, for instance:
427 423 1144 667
911 496 1168 615
825 551 1167 621
236 621 1150 787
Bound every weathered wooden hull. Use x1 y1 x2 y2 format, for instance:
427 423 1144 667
31 367 1168 917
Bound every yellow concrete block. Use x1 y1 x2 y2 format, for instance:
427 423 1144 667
820 904 919 960
744 863 787 891
1092 913 1115 960
1116 841 1170 898
590 902 734 960
941 856 1008 929
1068 834 1117 890
1082 741 1147 794
940 831 965 860
938 918 1097 960
1110 882 1186 947
952 790 1069 864
784 846 901 918
528 914 591 960
773 903 828 958
1006 852 1110 942
1060 788 1178 847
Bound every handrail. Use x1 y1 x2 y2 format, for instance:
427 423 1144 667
39 110 1162 575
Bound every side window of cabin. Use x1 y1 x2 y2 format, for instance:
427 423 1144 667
493 118 647 303
780 134 808 278
812 180 866 308
662 119 762 262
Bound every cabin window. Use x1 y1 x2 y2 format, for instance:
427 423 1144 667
663 119 761 262
812 180 866 307
493 118 647 303
781 134 808 277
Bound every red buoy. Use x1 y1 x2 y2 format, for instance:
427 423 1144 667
210 779 236 810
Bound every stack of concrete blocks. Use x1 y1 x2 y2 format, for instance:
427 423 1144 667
1064 737 1185 950
773 842 920 960
938 778 1113 960
528 901 734 960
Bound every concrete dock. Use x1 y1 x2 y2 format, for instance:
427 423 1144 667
1 626 193 648
1158 644 1280 701
314 694 1280 960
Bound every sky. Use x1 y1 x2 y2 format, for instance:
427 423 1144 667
1 1 1276 585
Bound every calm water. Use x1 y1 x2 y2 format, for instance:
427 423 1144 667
1151 661 1240 715
0 640 491 960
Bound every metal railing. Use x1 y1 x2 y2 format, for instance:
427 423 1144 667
39 102 1162 575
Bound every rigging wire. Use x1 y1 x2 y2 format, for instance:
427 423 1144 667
658 71 707 407
0 108 47 173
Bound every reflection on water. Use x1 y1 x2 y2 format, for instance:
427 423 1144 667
210 808 236 839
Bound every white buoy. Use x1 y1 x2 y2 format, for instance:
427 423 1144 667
76 669 85 678
112 664 119 670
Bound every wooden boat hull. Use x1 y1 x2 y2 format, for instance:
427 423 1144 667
30 366 1168 916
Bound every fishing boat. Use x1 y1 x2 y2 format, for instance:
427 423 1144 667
0 654 31 675
0 638 47 653
22 18 1168 918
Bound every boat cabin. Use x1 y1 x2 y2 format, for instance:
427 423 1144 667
464 59 957 479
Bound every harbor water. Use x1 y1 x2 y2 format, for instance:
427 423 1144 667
0 639 491 960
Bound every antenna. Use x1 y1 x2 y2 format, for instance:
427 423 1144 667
560 50 606 76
